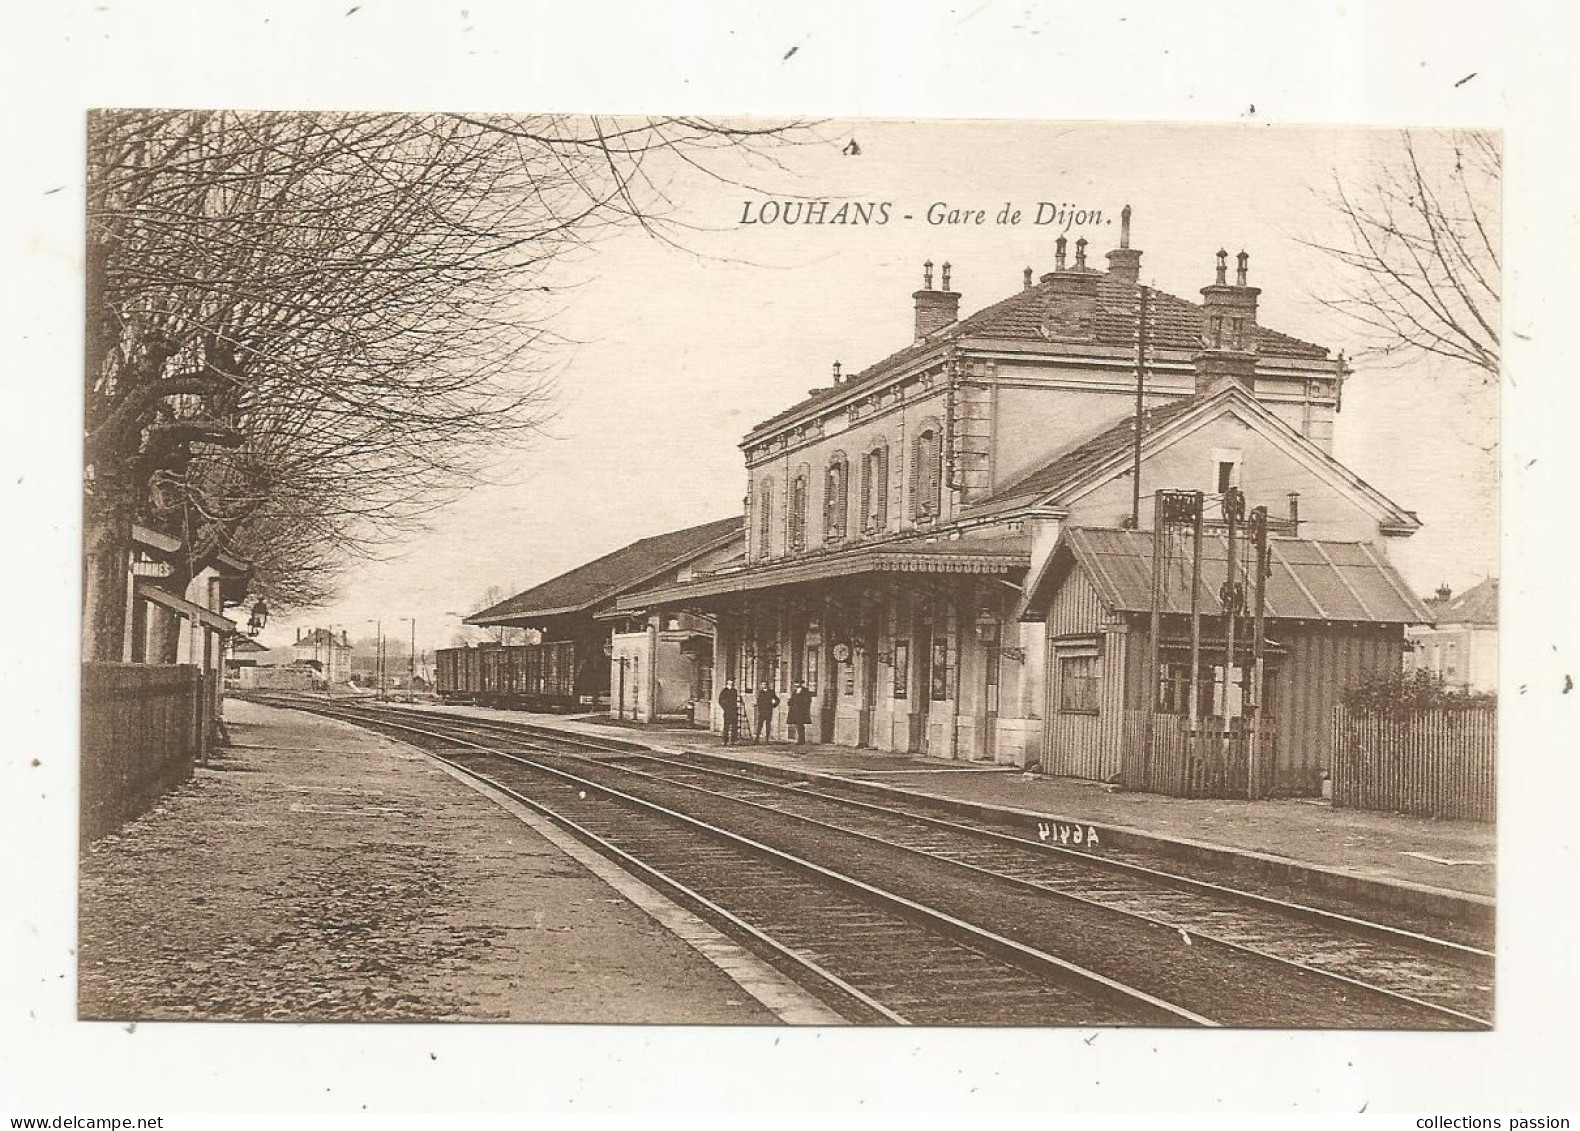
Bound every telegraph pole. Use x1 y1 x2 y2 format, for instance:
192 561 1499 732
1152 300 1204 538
1143 490 1167 786
1219 486 1244 731
1131 286 1150 529
1187 490 1205 735
1247 505 1271 799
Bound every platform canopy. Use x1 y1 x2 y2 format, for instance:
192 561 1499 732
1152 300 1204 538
616 535 1031 614
1020 526 1431 625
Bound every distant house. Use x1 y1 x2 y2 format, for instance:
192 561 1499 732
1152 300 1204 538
293 627 353 687
1407 578 1498 693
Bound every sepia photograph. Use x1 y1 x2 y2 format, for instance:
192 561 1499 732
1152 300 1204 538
10 0 1578 1118
77 113 1500 1031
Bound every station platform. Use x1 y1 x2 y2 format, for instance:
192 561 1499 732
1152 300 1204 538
77 698 838 1024
398 702 1497 925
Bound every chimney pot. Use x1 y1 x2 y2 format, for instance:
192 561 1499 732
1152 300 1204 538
832 360 842 383
1435 583 1453 603
1054 235 1067 272
1215 249 1228 286
922 260 934 290
1075 237 1088 270
1023 266 1033 290
1236 250 1249 287
940 261 951 291
1105 205 1143 284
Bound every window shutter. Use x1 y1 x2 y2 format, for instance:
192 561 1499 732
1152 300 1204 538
909 433 922 519
759 479 773 556
860 454 872 534
876 447 889 529
926 433 940 516
837 460 848 537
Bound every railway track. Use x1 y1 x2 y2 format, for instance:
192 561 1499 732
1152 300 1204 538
255 696 1493 1028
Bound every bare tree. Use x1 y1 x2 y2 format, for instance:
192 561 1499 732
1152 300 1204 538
1307 130 1500 379
84 111 805 660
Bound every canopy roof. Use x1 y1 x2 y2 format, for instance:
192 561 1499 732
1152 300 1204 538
617 535 1032 611
469 516 742 626
1024 526 1430 625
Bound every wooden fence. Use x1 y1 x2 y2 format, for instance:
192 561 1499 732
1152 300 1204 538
1124 710 1279 799
1330 704 1496 821
81 662 211 847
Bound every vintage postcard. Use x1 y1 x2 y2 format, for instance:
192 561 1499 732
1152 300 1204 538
77 115 1499 1035
10 1 1573 1117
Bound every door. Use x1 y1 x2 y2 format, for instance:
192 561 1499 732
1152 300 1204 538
913 627 933 754
858 628 878 747
982 629 1000 761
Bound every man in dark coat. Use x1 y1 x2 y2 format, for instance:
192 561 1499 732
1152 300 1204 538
787 681 814 747
718 679 741 745
754 681 780 743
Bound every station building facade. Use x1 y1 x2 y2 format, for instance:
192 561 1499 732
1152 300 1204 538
617 213 1428 787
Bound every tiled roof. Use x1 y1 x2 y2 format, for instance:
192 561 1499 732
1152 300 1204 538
1051 526 1430 624
749 271 1331 438
468 516 744 625
1425 577 1498 626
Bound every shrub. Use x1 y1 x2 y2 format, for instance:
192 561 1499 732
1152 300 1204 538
1342 670 1496 715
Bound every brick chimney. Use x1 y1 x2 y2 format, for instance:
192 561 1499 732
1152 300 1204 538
1194 248 1261 392
1105 204 1143 284
1038 235 1102 342
912 259 961 342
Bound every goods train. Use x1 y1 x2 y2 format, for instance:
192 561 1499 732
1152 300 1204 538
433 640 600 710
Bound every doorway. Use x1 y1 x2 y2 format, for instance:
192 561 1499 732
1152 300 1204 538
913 626 932 754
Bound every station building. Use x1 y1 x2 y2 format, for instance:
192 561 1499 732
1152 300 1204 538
616 212 1428 791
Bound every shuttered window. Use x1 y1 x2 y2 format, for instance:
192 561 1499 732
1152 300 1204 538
789 472 808 552
860 445 888 534
824 455 848 543
911 428 941 521
758 478 774 557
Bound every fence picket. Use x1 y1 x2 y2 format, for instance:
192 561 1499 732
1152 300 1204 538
1331 703 1495 822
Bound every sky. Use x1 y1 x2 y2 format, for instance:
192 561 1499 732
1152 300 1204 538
268 120 1499 656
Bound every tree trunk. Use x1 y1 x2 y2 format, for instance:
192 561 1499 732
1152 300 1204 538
82 509 131 662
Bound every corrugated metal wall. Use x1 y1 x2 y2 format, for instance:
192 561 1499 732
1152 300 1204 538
1273 626 1404 793
1047 568 1105 638
1041 565 1124 781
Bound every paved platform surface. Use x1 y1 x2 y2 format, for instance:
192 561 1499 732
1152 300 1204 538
401 702 1496 902
77 699 804 1024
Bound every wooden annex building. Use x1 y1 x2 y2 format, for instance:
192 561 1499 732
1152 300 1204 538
1021 525 1431 795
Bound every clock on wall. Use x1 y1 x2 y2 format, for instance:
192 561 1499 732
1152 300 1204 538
832 642 851 663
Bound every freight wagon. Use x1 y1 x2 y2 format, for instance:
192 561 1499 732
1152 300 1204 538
433 640 592 710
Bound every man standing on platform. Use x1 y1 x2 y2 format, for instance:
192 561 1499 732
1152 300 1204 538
719 678 741 745
754 681 780 743
787 681 813 748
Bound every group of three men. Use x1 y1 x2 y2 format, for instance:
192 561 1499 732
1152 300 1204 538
717 677 814 746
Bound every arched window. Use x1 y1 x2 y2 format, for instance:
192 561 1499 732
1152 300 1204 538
824 453 848 543
860 443 889 535
789 469 809 552
758 477 774 557
911 426 942 521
